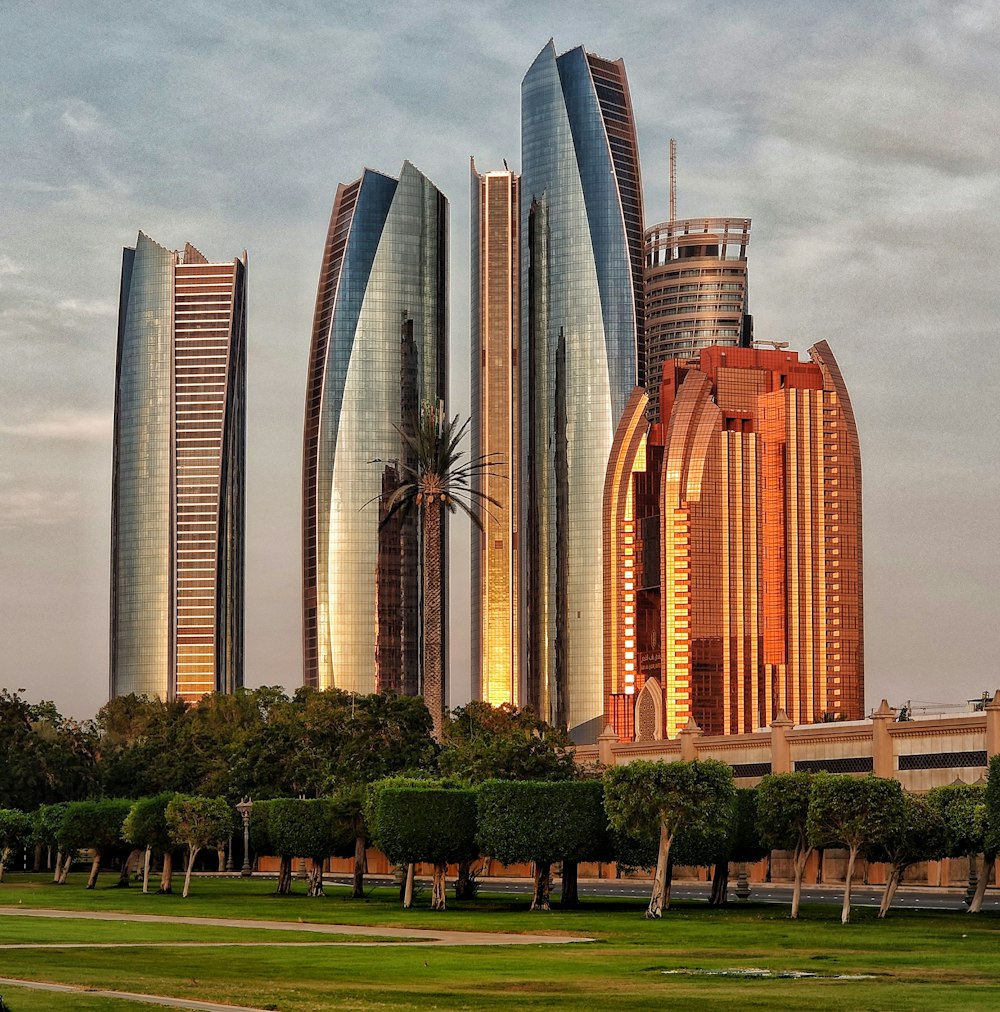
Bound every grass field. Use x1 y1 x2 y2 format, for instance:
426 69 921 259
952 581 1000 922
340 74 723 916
1 873 999 1010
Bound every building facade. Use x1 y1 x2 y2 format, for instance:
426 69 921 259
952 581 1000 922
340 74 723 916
470 161 520 707
111 232 246 702
303 161 448 695
605 342 863 740
644 216 752 422
521 41 645 741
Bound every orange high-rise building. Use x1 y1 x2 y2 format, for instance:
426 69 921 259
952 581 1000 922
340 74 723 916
604 342 863 739
471 161 520 706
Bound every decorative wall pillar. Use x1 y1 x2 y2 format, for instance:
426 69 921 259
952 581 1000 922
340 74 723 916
770 709 793 773
679 716 702 761
872 698 895 778
597 724 619 766
986 691 1000 759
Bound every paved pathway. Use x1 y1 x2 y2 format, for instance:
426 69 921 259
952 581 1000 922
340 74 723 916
0 905 591 946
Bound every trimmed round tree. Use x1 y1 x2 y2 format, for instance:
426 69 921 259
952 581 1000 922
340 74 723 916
867 792 946 917
165 794 232 898
57 799 134 889
929 781 989 912
604 759 735 919
32 802 71 883
367 778 478 910
477 780 611 911
756 772 815 919
123 793 179 893
0 808 32 881
268 798 355 897
807 773 906 924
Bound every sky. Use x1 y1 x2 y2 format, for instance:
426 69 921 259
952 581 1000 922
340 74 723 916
1 0 998 722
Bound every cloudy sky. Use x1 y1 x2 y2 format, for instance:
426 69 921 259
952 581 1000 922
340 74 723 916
2 1 997 721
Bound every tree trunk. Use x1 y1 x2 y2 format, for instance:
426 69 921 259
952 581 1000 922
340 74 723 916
159 851 173 894
431 861 448 911
33 842 42 873
117 848 141 887
841 845 858 924
664 855 675 911
790 843 812 920
0 848 7 883
307 859 325 897
142 845 152 894
709 861 728 906
217 845 226 871
968 854 993 914
878 862 901 918
560 860 579 908
86 848 102 889
403 863 415 908
352 834 366 898
422 502 444 741
531 860 551 911
646 822 673 919
276 855 293 895
58 851 73 884
455 859 475 900
182 845 199 898
52 848 63 883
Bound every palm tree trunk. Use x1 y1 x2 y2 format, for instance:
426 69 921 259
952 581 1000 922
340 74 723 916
422 501 444 740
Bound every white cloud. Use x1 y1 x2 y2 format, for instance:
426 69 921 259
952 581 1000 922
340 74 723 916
0 409 112 441
0 486 81 530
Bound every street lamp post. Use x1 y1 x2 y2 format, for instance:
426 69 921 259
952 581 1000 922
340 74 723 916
235 798 253 877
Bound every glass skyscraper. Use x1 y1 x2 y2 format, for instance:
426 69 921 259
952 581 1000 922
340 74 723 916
470 160 520 708
111 231 246 702
303 161 448 695
521 42 645 741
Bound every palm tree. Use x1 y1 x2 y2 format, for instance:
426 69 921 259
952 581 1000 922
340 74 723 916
376 401 501 739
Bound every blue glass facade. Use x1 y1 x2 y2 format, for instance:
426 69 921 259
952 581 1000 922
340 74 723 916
304 162 448 694
521 42 644 741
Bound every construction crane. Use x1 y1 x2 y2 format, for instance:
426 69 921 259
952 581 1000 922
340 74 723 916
754 340 790 350
668 138 677 223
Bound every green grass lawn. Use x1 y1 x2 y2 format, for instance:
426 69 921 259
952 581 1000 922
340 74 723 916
1 873 998 1010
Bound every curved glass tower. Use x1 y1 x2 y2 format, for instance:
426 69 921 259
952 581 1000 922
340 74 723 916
303 161 448 694
111 232 246 702
521 42 644 741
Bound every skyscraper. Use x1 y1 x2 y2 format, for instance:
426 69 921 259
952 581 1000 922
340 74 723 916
111 232 246 702
644 216 752 423
470 160 520 707
604 342 863 740
521 41 645 741
303 161 448 695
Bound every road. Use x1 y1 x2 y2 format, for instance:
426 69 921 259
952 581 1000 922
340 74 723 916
322 873 997 911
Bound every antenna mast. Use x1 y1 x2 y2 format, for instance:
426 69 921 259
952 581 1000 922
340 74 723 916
669 138 677 222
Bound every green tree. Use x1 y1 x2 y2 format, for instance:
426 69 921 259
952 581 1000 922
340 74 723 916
58 799 133 889
439 702 576 783
807 774 906 924
123 793 179 893
705 787 768 906
32 802 71 883
929 781 989 913
476 779 610 911
367 778 478 910
377 405 501 739
604 759 734 918
0 808 32 881
756 772 815 919
867 793 946 917
268 798 355 897
165 795 232 898
0 690 98 810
